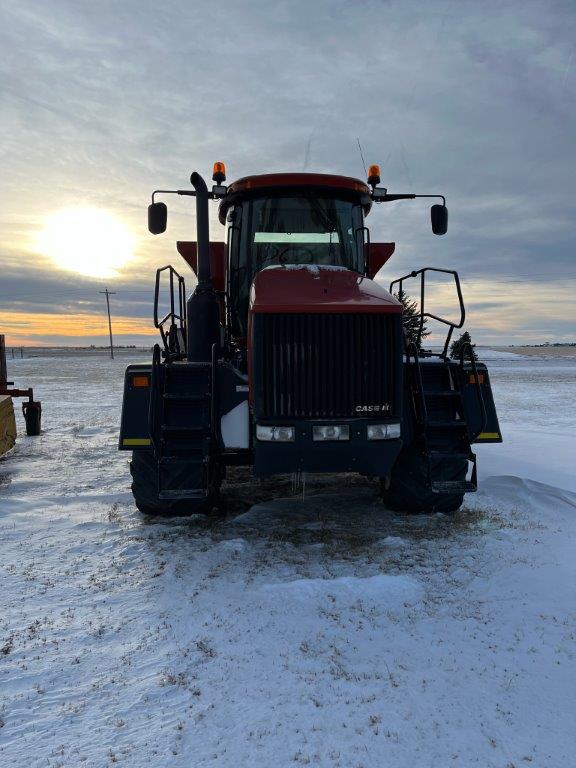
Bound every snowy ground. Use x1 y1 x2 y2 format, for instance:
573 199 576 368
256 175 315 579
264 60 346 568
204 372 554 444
1 352 575 767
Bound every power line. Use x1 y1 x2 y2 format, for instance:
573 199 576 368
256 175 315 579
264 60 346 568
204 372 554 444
99 288 116 359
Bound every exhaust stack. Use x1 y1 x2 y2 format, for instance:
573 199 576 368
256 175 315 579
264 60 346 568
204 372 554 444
186 172 220 361
191 172 211 287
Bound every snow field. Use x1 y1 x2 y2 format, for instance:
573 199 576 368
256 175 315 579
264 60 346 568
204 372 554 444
0 353 575 767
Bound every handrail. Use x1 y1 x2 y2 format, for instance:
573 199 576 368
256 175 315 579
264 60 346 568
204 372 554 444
225 223 241 337
148 343 162 453
154 265 186 358
406 341 428 429
459 341 487 441
355 226 370 273
390 267 465 358
210 342 223 451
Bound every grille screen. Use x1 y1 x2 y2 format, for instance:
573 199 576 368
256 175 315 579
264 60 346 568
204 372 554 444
253 313 400 419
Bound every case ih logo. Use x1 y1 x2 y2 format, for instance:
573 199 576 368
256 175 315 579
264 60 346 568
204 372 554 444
355 404 391 414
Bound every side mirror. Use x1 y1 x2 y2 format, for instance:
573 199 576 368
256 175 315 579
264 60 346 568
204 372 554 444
148 202 167 234
431 204 448 235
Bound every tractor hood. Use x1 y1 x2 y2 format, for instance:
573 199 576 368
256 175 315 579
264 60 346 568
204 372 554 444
250 265 402 314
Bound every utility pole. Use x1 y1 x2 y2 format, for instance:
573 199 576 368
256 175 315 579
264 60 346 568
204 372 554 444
99 288 116 360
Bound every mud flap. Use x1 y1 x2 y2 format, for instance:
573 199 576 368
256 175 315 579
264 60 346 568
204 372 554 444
119 364 152 450
459 364 502 443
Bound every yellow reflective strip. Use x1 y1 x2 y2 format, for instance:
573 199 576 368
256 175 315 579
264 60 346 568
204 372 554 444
477 432 500 440
123 438 151 446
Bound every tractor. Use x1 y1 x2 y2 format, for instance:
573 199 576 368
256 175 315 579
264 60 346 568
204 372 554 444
119 163 501 515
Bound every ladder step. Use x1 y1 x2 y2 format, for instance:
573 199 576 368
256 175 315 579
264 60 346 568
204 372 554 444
163 393 208 401
428 450 471 461
158 489 208 500
159 456 205 465
431 480 477 494
161 425 207 434
427 420 468 429
423 390 460 397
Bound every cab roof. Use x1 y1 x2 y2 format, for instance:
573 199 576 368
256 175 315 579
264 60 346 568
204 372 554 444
218 172 372 224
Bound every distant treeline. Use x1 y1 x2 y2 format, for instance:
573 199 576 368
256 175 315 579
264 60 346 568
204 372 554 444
509 342 576 348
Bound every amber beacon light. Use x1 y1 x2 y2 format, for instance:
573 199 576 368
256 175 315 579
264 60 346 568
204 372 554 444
367 164 381 187
212 161 226 184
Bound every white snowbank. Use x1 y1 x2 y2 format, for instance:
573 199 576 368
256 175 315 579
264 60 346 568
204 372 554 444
477 427 575 492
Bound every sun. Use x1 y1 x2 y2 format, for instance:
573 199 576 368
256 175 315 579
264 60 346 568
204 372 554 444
36 207 135 279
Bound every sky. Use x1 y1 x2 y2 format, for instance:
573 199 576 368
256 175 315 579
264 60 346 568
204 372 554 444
1 0 575 347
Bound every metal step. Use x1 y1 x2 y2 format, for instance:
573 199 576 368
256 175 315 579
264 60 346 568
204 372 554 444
163 393 208 401
427 420 468 429
161 425 208 434
160 432 210 450
423 390 460 398
165 365 211 381
418 364 452 384
159 455 205 465
158 489 208 501
431 479 477 494
428 450 472 461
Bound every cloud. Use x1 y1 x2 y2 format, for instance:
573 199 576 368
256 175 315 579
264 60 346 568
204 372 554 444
0 0 575 344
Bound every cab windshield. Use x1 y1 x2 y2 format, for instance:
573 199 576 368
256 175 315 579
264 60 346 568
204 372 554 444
249 195 363 271
229 194 364 334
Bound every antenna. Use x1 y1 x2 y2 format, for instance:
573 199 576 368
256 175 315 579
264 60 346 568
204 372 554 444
302 135 313 171
356 138 367 177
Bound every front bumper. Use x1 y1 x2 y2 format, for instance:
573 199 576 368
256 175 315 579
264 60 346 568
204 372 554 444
253 419 402 477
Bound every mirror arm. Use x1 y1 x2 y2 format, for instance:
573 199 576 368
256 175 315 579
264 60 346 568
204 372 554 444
413 194 446 206
152 189 197 203
377 193 446 205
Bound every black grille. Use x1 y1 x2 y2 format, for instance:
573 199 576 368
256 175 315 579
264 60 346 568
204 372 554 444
253 313 401 419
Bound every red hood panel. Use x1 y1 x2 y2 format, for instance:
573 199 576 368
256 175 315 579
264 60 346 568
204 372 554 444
250 265 402 314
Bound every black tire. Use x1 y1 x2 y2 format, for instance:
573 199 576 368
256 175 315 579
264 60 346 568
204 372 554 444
130 450 221 518
381 446 466 514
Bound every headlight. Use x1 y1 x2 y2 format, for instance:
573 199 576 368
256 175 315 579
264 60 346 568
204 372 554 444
312 425 350 441
367 423 401 440
256 425 295 442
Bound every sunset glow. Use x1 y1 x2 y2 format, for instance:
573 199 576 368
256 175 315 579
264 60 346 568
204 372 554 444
0 310 154 346
36 208 134 279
